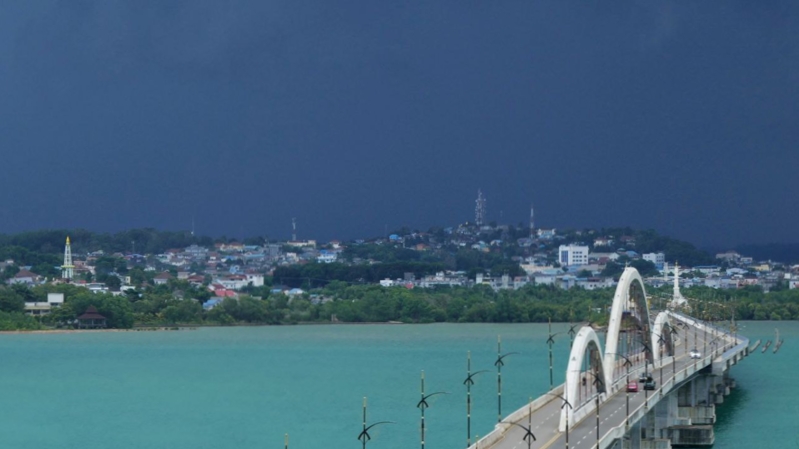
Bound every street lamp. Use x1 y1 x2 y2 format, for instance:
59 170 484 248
584 371 605 449
607 353 633 427
463 351 488 448
641 341 653 407
357 397 394 449
654 333 668 395
669 327 679 377
284 433 288 449
501 398 537 449
546 392 573 449
546 318 562 390
417 371 447 449
568 323 580 349
495 335 519 422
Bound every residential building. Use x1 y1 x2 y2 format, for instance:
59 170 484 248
153 272 173 285
7 269 40 286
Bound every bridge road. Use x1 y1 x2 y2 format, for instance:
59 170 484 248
491 319 723 449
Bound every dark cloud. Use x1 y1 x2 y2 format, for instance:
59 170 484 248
0 1 797 246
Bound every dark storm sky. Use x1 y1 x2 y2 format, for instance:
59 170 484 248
0 2 797 247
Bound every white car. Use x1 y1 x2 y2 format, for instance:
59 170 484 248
690 349 701 359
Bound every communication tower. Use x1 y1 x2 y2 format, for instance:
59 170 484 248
292 218 297 241
475 189 486 227
61 236 74 282
529 203 535 239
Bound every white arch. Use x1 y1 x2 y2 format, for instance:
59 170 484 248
602 267 652 382
560 326 609 431
652 312 674 362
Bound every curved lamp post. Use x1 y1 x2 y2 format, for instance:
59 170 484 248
546 392 573 449
669 327 679 376
584 371 605 449
501 398 537 449
358 397 394 449
495 336 519 422
463 351 488 448
417 371 448 449
568 323 580 349
546 318 562 390
654 333 668 395
607 353 633 427
640 340 653 407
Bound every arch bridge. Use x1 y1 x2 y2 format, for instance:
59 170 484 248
469 267 750 449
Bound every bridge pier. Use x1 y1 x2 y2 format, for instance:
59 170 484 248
629 369 737 448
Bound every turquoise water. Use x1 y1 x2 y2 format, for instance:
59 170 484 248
0 322 794 449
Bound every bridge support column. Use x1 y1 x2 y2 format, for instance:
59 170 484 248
637 394 674 449
667 373 725 446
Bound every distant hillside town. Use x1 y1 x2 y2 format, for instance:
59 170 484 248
0 192 797 327
2 220 797 320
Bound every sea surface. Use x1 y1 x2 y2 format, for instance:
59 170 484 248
0 321 794 449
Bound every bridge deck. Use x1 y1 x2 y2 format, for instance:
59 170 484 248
473 313 747 449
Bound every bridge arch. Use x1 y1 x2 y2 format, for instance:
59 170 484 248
603 267 652 384
561 326 609 430
652 311 675 361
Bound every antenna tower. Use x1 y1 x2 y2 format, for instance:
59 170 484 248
529 203 535 239
475 189 486 227
292 218 297 241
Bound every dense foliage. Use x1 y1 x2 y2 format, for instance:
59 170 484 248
0 228 213 257
2 280 799 332
272 261 448 288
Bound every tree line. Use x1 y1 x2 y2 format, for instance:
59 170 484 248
3 279 797 332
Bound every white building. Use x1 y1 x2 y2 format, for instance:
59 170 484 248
643 252 665 269
558 244 589 266
379 279 395 287
317 250 338 264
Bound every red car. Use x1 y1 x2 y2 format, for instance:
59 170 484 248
626 382 639 393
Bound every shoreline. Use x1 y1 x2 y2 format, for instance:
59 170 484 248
0 320 615 334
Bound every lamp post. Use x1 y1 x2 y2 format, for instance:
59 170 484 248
463 351 488 448
495 336 519 422
417 371 447 449
501 398 537 449
608 353 633 427
669 327 679 377
585 371 604 449
568 323 580 349
546 319 561 390
641 341 652 407
654 333 668 396
357 397 394 449
284 433 288 449
546 392 573 449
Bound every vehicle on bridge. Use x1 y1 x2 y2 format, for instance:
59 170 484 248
639 372 652 382
644 379 656 390
690 348 701 359
626 381 639 393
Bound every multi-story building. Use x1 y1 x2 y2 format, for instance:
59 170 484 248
643 252 666 270
558 244 589 266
